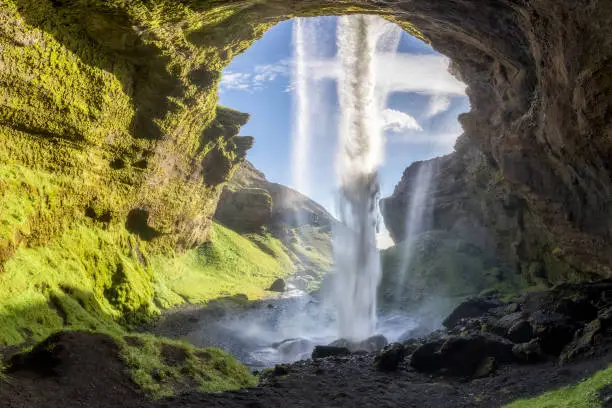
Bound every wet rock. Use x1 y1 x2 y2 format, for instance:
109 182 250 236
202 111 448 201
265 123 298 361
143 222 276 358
489 312 527 336
374 343 405 372
512 339 543 363
410 339 444 373
311 346 351 359
268 278 286 292
329 335 388 352
443 297 502 329
473 357 496 378
272 364 290 376
560 319 603 362
529 311 577 356
555 298 598 323
411 334 513 377
507 320 534 343
599 306 612 327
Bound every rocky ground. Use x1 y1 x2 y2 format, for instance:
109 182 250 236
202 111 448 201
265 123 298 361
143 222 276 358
1 281 612 408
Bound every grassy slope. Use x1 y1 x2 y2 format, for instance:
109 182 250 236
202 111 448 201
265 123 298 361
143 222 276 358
505 365 612 408
0 164 291 397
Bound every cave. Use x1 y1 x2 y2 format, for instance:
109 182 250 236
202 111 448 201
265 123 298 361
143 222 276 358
1 0 611 406
4 0 609 282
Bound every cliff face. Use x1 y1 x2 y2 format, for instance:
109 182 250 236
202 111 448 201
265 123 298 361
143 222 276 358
215 161 335 277
1 0 611 283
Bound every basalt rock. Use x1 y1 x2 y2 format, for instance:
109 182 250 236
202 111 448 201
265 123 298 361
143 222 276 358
374 343 406 372
311 346 351 359
410 334 514 378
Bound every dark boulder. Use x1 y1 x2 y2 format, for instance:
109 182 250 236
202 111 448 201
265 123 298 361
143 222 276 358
311 346 351 359
512 339 544 363
268 278 286 292
560 319 603 362
329 335 388 352
374 343 406 372
411 334 513 377
410 339 444 374
529 311 578 356
507 320 534 343
443 297 502 329
555 297 598 323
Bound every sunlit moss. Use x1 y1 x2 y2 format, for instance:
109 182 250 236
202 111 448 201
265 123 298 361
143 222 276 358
505 365 612 408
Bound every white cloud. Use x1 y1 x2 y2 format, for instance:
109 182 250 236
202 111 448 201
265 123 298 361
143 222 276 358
308 53 465 96
220 60 290 92
381 109 423 133
425 94 452 117
220 52 466 98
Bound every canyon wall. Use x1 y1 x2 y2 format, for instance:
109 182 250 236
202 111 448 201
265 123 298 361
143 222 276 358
1 0 611 283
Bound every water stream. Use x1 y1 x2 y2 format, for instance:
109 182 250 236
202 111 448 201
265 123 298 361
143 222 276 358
183 16 440 369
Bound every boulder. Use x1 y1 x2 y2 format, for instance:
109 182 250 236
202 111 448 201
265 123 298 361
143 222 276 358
529 311 577 356
507 320 534 343
555 297 598 323
374 343 406 372
410 339 444 374
560 319 603 362
311 346 351 359
512 339 544 363
443 297 502 329
328 334 388 352
411 334 513 377
268 278 286 292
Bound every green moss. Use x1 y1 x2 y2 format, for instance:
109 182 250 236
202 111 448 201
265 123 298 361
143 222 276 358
152 223 293 307
119 333 256 399
379 230 529 308
504 365 612 408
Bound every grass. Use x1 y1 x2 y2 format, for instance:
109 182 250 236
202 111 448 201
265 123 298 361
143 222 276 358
152 223 294 307
504 365 612 408
119 333 257 399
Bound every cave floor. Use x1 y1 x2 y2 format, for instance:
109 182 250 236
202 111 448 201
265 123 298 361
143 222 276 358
0 332 610 408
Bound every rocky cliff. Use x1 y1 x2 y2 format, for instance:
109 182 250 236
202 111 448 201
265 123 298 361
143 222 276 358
1 0 611 306
215 161 335 279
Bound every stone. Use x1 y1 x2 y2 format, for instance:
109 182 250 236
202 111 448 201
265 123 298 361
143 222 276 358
555 298 598 323
512 339 543 363
507 320 533 343
442 297 502 329
311 346 351 359
411 334 513 377
272 364 290 376
374 343 406 372
328 335 388 353
529 311 578 356
473 357 496 378
268 278 286 292
410 339 444 374
560 319 603 362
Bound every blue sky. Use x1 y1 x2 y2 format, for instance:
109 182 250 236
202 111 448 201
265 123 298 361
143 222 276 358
218 17 469 224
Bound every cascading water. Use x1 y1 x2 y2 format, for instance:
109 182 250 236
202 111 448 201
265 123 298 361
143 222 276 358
291 17 311 198
393 160 436 301
332 15 385 341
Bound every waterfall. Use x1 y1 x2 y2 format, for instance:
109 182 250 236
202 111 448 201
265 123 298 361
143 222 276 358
332 15 385 341
291 18 310 198
394 160 435 301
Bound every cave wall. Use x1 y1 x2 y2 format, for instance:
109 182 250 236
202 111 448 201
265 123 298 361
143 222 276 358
1 0 611 281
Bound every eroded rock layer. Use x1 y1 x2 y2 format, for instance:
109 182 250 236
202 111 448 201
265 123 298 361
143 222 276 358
1 0 611 283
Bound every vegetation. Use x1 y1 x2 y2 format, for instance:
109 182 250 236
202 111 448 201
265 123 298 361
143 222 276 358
119 333 257 399
505 365 612 408
379 230 529 309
